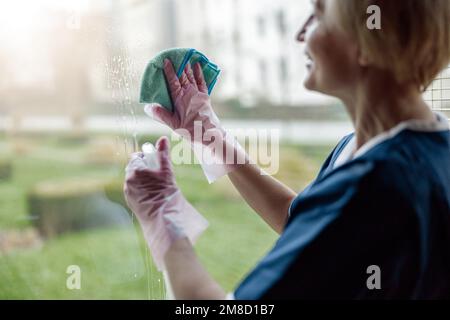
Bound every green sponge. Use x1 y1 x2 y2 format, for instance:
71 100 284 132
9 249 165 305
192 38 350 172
139 48 221 112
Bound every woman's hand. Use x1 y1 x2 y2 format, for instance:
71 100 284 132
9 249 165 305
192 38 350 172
124 136 208 270
125 137 177 213
144 59 248 184
145 60 225 146
124 137 224 299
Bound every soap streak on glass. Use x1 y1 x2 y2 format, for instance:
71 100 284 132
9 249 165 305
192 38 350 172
104 34 166 299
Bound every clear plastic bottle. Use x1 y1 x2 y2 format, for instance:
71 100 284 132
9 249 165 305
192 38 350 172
142 142 160 170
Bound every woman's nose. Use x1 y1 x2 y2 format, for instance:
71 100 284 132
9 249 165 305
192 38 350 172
296 14 314 42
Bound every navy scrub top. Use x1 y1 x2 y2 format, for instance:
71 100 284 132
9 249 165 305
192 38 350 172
234 115 450 299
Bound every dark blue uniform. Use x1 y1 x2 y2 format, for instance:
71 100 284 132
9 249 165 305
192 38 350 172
234 125 450 299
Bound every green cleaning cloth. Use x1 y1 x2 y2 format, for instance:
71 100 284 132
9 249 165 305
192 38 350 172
139 48 221 112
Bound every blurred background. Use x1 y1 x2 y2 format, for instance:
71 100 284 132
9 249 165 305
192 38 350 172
0 0 448 299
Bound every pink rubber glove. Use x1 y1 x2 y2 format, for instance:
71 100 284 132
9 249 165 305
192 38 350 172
144 59 248 183
124 136 209 271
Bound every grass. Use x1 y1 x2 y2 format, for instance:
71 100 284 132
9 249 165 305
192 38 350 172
0 134 333 299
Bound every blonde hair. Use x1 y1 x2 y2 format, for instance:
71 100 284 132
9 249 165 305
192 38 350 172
335 0 450 90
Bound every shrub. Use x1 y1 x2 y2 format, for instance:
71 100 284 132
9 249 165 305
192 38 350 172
28 178 131 238
0 158 12 181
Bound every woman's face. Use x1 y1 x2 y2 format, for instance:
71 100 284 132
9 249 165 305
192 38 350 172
297 0 361 99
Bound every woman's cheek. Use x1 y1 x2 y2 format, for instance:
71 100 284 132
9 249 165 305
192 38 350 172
306 25 358 95
303 30 327 91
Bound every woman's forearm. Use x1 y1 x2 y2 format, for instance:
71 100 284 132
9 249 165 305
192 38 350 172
228 163 297 234
164 237 226 300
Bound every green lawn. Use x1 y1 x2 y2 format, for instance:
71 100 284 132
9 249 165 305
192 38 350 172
0 134 333 299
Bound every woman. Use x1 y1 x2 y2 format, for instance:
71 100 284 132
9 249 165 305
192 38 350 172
125 0 450 299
